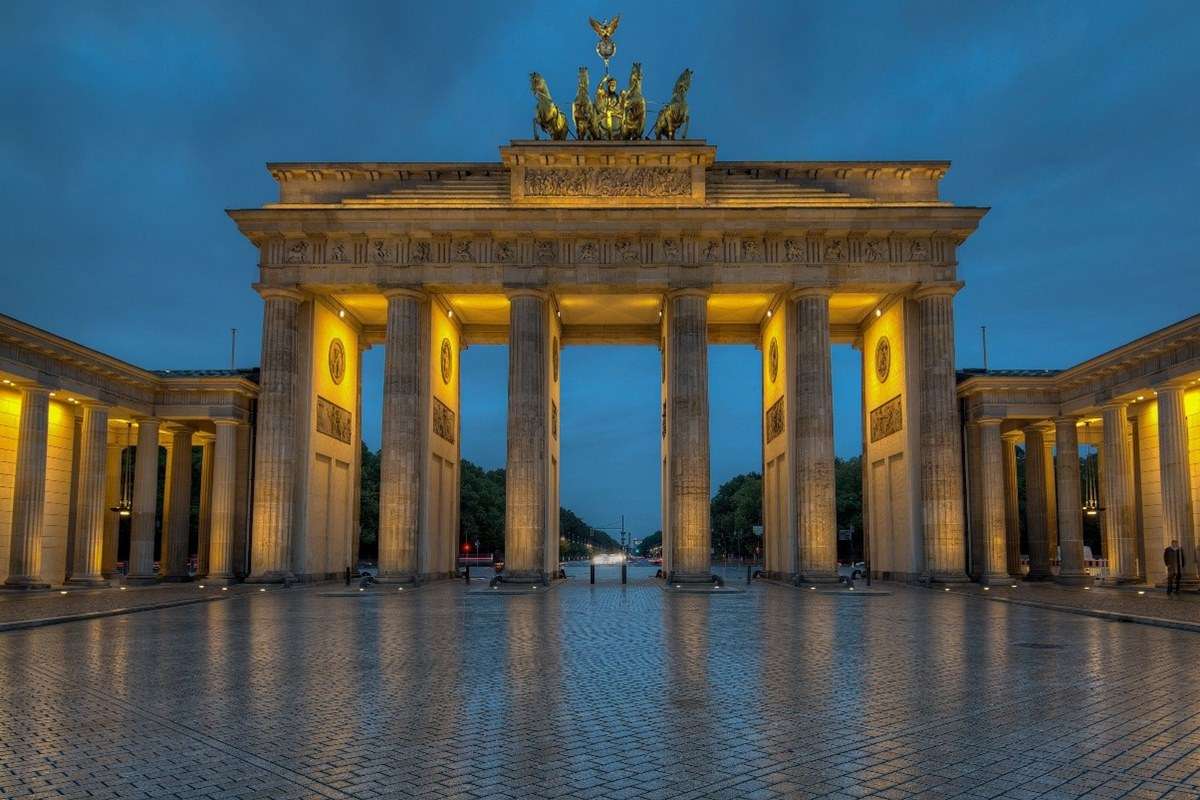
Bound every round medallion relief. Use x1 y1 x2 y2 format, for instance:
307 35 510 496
768 338 779 384
875 336 891 384
439 338 453 385
328 338 346 385
552 336 560 382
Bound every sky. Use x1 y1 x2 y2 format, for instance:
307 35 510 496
2 1 1198 537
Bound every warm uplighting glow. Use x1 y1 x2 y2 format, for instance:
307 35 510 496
1137 590 1146 595
447 309 453 318
259 588 266 592
1137 395 1145 401
765 309 773 318
48 392 56 397
983 587 990 591
198 584 205 589
59 590 67 595
221 587 228 591
120 587 127 591
874 308 882 317
338 309 345 318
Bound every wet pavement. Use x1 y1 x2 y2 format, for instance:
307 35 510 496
1 567 1199 799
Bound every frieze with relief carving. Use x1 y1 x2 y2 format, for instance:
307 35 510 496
765 397 785 444
432 397 456 444
316 396 353 444
869 395 902 443
523 166 691 198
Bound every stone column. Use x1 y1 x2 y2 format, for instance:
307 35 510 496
68 404 110 586
1054 417 1090 585
977 419 1010 584
1043 433 1058 562
1156 385 1199 585
102 440 122 577
379 288 425 583
196 435 214 577
504 290 551 582
127 418 160 583
791 288 837 582
5 386 51 589
206 420 239 583
1101 402 1138 582
1001 431 1023 577
666 289 711 583
248 287 303 583
1023 425 1052 580
161 427 193 580
914 284 967 581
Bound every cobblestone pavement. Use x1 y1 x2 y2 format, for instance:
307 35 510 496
942 581 1200 628
2 566 1200 800
0 582 260 627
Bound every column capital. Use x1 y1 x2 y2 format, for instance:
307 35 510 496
1001 429 1024 443
15 384 51 398
1152 379 1192 394
254 284 305 303
504 287 549 301
977 417 1004 428
665 288 709 301
381 286 427 302
212 418 241 429
1100 399 1129 413
912 281 964 301
788 285 834 300
1053 415 1079 427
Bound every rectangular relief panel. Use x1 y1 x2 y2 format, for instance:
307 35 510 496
316 396 353 444
869 395 903 443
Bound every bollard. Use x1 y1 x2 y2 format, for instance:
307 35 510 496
464 564 470 585
621 562 627 585
746 564 752 585
590 563 595 584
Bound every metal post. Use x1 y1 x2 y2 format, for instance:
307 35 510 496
464 564 470 585
621 560 627 584
590 563 595 584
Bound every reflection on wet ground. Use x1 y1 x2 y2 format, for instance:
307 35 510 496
1 567 1198 799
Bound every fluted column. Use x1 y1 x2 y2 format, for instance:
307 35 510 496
102 441 122 577
206 420 239 583
379 288 425 583
1156 385 1199 585
1101 402 1138 582
68 404 110 586
248 287 303 583
1024 425 1052 580
161 428 193 580
1001 431 1023 577
914 284 967 581
666 289 711 582
791 288 837 582
1054 417 1090 584
504 290 550 582
127 418 160 583
977 419 1009 584
196 436 214 577
5 386 51 589
1043 433 1058 560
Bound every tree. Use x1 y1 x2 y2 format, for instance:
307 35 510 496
459 460 505 556
636 530 662 557
711 472 762 558
835 456 862 560
359 442 380 559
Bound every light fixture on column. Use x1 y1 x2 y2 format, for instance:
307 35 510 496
110 422 135 517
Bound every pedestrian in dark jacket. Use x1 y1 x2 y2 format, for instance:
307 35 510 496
1164 539 1185 595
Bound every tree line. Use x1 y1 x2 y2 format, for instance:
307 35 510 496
357 443 865 562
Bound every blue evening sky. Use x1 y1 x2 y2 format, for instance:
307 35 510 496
2 1 1197 537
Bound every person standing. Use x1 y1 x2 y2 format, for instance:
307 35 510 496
1164 539 1185 595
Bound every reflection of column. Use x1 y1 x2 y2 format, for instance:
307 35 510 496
248 287 303 583
914 285 967 581
1023 425 1051 581
207 420 239 583
666 289 711 582
1001 431 1023 577
379 288 425 583
504 290 550 581
791 288 837 582
977 419 1009 584
127 418 160 583
1054 417 1090 584
5 386 51 589
162 427 193 580
68 404 110 586
1101 402 1137 582
1156 385 1199 585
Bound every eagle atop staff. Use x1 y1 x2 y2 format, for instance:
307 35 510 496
589 14 620 70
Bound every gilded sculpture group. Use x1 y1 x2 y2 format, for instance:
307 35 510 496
531 16 693 141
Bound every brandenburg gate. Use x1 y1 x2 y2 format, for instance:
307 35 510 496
228 138 987 586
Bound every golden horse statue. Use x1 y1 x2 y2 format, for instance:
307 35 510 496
572 67 595 140
618 62 646 140
530 72 569 141
652 68 692 140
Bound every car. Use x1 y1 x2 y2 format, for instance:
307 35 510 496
837 561 867 582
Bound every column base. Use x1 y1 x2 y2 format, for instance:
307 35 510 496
797 570 840 585
159 575 194 583
1024 571 1053 582
1055 572 1093 587
203 574 237 586
926 572 970 584
377 572 422 586
245 570 295 584
123 574 160 586
65 576 111 588
666 571 721 586
3 577 51 590
980 572 1014 586
1101 576 1141 586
